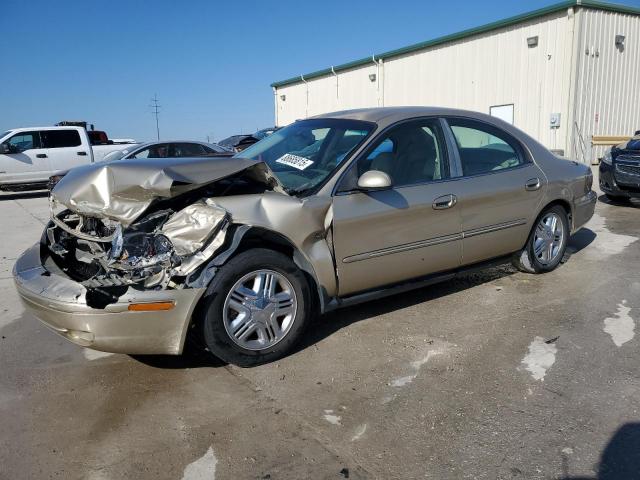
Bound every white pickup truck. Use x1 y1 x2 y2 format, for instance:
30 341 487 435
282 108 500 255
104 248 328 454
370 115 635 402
0 126 137 192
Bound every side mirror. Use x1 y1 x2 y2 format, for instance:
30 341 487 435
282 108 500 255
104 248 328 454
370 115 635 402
357 170 393 191
634 130 640 136
0 144 12 154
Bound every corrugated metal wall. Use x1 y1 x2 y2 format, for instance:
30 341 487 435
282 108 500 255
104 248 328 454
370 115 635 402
381 10 574 153
572 8 640 162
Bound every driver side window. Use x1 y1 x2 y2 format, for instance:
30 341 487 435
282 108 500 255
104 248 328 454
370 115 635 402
5 132 41 152
355 120 449 188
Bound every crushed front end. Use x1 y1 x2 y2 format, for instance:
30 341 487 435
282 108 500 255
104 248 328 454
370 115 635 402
13 157 281 354
13 197 233 354
46 196 229 292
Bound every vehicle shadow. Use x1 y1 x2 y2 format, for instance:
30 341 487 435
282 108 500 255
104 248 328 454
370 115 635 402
130 338 227 369
295 263 517 355
557 422 640 479
0 191 48 200
598 194 639 208
564 228 597 259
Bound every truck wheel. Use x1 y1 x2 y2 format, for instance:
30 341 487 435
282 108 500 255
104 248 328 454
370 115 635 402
199 248 312 367
512 205 569 274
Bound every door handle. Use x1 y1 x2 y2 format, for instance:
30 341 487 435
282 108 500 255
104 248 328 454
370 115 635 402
525 178 541 191
36 153 47 158
432 194 457 210
77 151 87 156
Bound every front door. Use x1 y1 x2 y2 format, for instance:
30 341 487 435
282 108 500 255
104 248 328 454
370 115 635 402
332 118 462 296
444 118 546 265
0 131 50 184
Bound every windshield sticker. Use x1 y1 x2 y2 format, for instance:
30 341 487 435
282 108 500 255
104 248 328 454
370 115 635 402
276 153 314 171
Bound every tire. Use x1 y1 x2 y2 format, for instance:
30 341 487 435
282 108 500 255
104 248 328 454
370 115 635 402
199 248 312 367
605 193 630 203
512 205 569 274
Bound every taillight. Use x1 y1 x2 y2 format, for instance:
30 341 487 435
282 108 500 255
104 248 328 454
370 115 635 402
585 170 593 192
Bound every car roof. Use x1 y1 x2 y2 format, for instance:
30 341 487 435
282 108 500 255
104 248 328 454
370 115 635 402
132 140 225 148
309 106 498 125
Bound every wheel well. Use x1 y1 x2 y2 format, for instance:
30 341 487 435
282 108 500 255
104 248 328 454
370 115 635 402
185 226 322 351
231 227 321 310
234 227 295 258
542 199 573 227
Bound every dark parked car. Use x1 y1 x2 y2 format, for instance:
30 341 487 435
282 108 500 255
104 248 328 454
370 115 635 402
219 127 280 152
599 130 640 201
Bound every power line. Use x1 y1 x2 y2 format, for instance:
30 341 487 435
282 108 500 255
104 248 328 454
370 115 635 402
149 94 161 141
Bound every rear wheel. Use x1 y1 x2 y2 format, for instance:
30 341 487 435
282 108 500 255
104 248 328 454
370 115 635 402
512 205 569 273
199 248 312 367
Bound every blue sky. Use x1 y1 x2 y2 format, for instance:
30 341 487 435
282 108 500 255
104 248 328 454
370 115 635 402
2 0 639 143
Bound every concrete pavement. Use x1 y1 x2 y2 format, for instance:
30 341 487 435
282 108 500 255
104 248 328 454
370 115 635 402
1 180 639 479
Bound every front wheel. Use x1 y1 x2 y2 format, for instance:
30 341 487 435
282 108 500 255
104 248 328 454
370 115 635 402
512 205 569 273
199 248 312 367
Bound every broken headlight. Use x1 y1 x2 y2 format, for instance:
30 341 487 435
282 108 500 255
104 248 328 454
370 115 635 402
109 230 178 271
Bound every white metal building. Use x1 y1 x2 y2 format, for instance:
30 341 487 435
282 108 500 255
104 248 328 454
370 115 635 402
271 0 640 163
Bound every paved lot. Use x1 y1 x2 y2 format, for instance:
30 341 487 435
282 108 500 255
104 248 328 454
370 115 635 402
1 175 639 480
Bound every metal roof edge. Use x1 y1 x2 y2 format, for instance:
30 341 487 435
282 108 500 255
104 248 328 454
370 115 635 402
271 0 640 88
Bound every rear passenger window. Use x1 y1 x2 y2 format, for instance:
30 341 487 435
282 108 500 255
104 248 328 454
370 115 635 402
448 119 523 176
42 130 82 149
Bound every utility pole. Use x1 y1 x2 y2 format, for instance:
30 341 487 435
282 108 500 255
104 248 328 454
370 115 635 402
149 94 161 141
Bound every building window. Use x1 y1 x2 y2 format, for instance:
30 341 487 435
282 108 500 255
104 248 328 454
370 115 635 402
489 104 514 125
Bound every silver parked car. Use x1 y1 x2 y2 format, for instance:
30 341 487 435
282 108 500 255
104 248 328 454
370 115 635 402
48 140 233 190
14 107 596 366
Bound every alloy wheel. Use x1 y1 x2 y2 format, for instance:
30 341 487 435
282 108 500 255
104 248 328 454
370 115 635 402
222 269 297 351
533 212 565 265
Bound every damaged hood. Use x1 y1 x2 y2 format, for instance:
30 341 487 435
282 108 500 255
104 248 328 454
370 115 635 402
50 156 284 225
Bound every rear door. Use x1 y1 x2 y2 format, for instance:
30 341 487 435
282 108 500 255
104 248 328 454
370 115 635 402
444 117 546 266
332 118 462 296
0 131 50 184
41 129 89 173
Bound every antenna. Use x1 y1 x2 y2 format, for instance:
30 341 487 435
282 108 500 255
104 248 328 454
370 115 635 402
149 94 161 141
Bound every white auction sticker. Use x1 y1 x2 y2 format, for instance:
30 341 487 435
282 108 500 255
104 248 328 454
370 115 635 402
275 153 314 170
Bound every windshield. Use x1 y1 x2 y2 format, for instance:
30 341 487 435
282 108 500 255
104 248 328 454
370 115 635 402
236 119 373 194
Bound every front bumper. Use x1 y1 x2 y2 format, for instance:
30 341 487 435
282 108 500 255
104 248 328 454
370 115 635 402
572 190 597 232
599 161 640 198
13 243 205 355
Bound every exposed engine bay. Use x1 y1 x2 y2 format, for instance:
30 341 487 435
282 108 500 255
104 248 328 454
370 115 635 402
46 198 229 290
44 158 282 293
